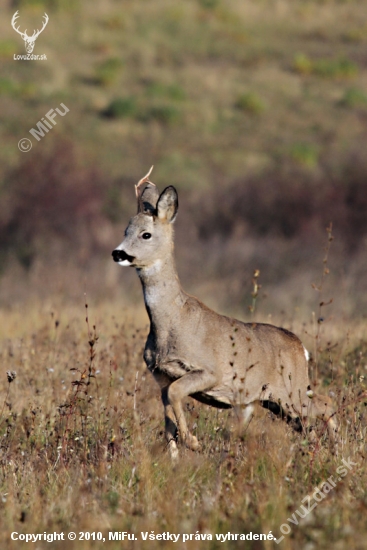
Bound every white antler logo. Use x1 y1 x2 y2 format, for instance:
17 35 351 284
11 11 49 54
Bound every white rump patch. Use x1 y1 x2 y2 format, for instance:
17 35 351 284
303 346 310 362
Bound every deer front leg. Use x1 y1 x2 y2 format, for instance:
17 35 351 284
167 369 218 451
152 371 179 459
161 386 179 459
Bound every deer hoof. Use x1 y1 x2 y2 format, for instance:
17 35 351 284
185 433 200 451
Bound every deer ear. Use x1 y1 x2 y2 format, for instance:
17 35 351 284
139 183 160 215
157 186 178 223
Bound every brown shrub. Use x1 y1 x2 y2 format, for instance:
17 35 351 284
0 140 112 268
190 155 367 254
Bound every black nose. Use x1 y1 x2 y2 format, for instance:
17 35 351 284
112 249 135 263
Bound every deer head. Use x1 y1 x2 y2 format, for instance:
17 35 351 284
11 11 49 54
112 167 179 269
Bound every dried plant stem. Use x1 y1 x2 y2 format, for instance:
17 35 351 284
249 269 261 318
0 384 11 425
311 223 334 384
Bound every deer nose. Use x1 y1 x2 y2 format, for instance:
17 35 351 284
112 249 135 263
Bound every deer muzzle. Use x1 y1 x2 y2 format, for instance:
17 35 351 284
112 249 135 266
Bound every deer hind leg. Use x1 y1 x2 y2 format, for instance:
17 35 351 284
260 400 304 432
241 403 255 430
161 386 179 460
167 369 217 451
308 393 338 448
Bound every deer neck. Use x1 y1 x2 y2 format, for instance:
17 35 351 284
137 254 185 327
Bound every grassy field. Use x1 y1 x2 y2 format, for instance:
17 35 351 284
1 0 367 548
1 0 367 182
0 298 366 549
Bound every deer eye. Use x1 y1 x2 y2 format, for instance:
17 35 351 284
142 232 152 240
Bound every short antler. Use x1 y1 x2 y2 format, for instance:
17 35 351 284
135 166 160 214
135 165 154 198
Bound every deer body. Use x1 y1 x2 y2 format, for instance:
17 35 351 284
113 168 336 457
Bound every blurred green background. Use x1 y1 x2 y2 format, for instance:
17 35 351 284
1 0 367 317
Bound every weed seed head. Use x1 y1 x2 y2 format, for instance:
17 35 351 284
6 371 16 384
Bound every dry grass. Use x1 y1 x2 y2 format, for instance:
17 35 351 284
0 297 366 550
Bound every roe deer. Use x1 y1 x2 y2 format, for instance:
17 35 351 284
112 167 337 458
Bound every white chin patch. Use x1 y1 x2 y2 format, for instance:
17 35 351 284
118 260 132 266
